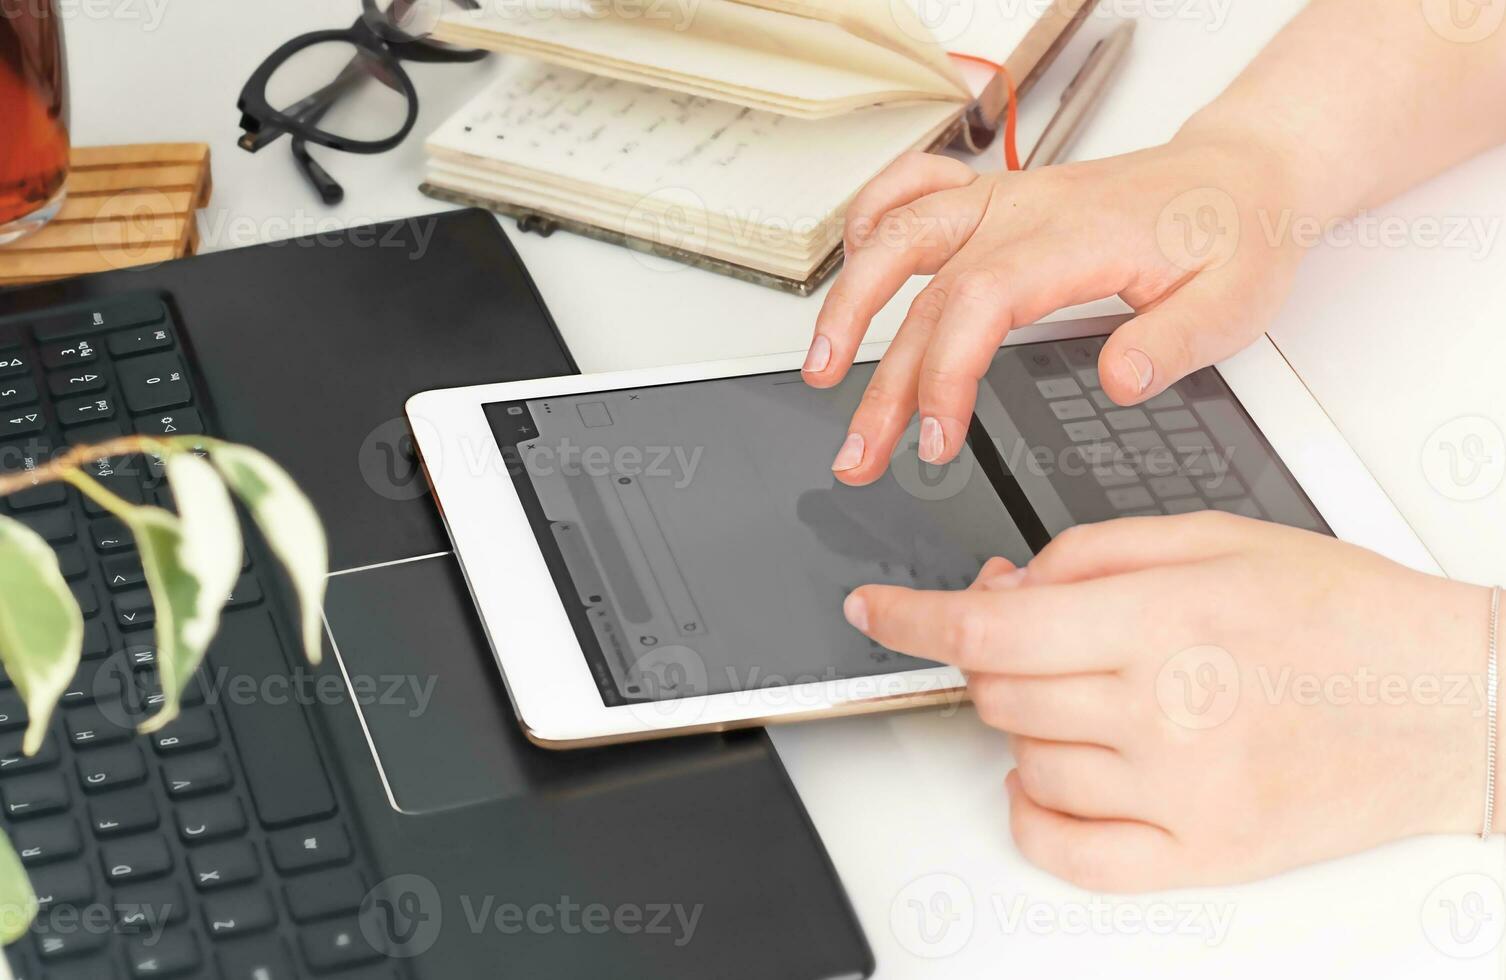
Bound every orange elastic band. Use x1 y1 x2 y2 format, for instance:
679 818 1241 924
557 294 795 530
947 52 1020 172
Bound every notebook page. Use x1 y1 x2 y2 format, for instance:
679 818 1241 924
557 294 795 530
436 0 964 116
426 61 958 245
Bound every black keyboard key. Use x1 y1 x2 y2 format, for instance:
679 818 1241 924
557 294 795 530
204 887 277 938
151 709 217 755
82 619 108 659
32 297 165 341
48 369 106 398
11 817 82 866
108 322 173 358
0 348 29 378
33 920 109 960
162 752 231 798
269 822 351 874
0 375 37 409
126 643 157 669
65 419 124 448
47 957 121 980
285 868 366 923
40 338 100 370
189 840 260 890
88 787 159 838
1 771 68 819
3 479 66 512
17 508 75 543
0 411 44 440
115 879 187 930
115 591 155 630
225 572 263 609
117 353 190 413
104 553 146 591
54 543 87 580
134 669 204 716
79 452 144 516
218 937 295 980
78 743 147 793
0 690 26 731
90 516 133 552
298 918 384 972
135 408 203 438
127 928 199 978
66 703 132 747
0 734 60 776
102 835 173 883
176 795 245 844
29 862 94 911
209 612 336 827
57 393 117 427
61 658 128 704
70 581 99 618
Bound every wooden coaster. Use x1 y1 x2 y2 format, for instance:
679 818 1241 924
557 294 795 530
0 142 213 287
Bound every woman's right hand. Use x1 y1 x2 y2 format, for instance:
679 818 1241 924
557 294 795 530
804 133 1311 486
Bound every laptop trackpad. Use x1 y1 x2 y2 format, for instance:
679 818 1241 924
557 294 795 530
325 553 628 814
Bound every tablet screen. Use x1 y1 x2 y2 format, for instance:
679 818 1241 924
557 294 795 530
485 336 1327 706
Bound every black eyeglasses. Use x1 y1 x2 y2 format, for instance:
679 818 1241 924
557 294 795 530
236 0 488 205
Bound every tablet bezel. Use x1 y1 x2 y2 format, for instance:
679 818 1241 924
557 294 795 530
407 314 1440 747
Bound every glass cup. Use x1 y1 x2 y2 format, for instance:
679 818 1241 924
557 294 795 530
0 0 70 246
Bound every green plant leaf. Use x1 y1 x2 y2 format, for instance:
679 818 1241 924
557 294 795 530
132 452 242 733
207 445 327 665
0 830 36 944
0 516 83 756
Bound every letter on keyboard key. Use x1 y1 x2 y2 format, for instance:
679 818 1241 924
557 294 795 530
189 840 260 890
208 611 336 827
299 918 385 972
117 352 191 413
102 835 173 883
161 753 232 798
127 929 200 978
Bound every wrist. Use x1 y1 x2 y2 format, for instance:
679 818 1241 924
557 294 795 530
1171 107 1351 232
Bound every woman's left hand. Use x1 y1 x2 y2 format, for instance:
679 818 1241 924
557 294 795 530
842 512 1495 891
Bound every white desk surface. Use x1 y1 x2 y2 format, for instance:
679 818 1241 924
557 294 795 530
65 2 1506 976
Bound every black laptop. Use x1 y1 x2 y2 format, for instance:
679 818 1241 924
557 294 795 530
0 209 873 980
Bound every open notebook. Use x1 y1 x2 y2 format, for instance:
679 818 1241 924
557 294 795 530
422 0 1098 292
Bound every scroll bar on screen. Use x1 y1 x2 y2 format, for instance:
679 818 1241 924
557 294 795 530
607 474 706 637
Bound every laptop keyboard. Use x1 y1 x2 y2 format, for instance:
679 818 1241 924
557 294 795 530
0 297 393 978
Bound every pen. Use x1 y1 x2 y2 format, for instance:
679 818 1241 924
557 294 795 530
1024 20 1136 170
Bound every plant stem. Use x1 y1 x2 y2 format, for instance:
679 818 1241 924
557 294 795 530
0 434 209 498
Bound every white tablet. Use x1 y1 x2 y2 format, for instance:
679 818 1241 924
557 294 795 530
407 313 1437 748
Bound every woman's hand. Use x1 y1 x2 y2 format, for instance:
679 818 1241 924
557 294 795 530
806 135 1308 485
841 513 1496 891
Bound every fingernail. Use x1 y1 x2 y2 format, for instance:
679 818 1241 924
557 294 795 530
1123 349 1154 394
983 567 1028 591
804 334 832 373
919 417 945 463
832 432 865 472
843 593 870 633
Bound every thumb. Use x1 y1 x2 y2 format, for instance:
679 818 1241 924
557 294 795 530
1097 271 1271 405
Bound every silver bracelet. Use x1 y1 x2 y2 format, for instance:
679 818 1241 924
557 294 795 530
1483 586 1501 841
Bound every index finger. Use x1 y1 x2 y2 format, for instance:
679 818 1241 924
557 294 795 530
843 583 1133 675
